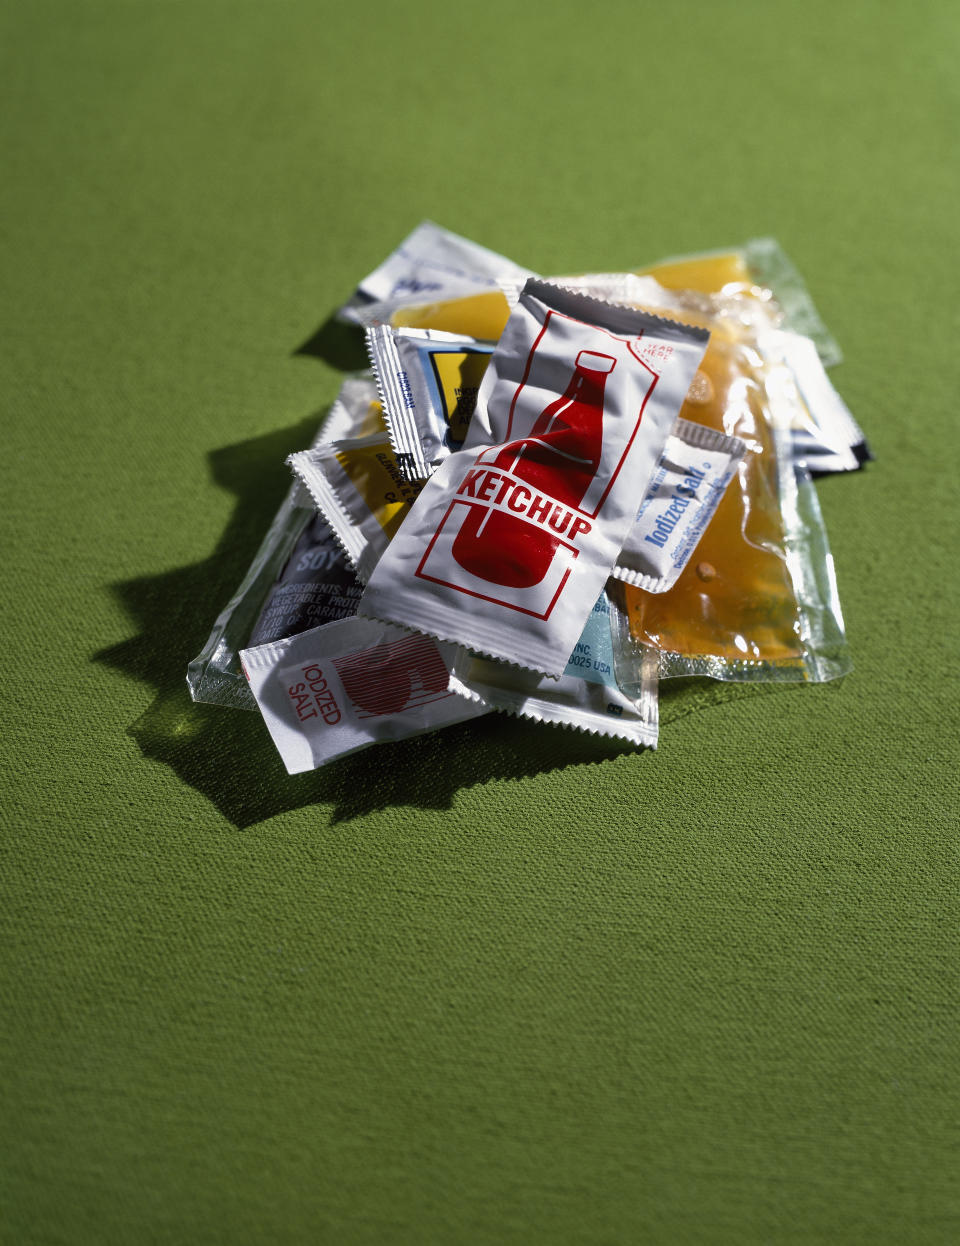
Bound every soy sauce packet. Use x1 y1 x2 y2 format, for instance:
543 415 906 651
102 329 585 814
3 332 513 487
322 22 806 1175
186 378 379 709
288 433 422 583
358 279 709 677
240 616 487 774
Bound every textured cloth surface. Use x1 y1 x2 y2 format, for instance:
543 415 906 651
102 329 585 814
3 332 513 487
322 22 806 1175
2 2 959 1243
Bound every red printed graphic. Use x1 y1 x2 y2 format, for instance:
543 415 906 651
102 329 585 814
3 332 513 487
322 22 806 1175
503 349 615 507
332 632 452 718
415 312 658 619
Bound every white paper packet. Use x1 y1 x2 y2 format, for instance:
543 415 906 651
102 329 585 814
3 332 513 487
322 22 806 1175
288 433 421 583
241 616 487 774
358 279 709 677
613 417 746 591
365 324 494 481
338 221 534 326
450 589 658 746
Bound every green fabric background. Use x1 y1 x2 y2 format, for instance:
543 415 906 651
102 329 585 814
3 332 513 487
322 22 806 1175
2 1 958 1242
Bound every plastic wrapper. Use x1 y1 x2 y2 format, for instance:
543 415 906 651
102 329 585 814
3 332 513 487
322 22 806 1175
450 588 658 746
358 279 709 677
240 617 488 774
186 379 378 710
633 237 843 368
365 325 494 480
501 272 866 475
612 327 851 683
338 220 533 330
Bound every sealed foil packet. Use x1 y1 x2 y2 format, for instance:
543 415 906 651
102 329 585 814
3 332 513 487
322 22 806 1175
365 325 494 481
358 280 709 676
241 616 487 774
614 417 746 592
288 432 422 583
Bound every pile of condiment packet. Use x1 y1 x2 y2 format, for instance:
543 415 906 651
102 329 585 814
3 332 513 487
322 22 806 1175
187 223 868 773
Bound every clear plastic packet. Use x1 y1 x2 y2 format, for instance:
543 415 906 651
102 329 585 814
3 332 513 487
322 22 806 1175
617 277 868 474
365 325 494 480
497 271 866 475
612 340 852 683
288 432 422 583
240 616 488 774
614 417 746 591
633 237 843 367
338 220 533 328
450 588 658 746
186 379 378 710
358 279 709 677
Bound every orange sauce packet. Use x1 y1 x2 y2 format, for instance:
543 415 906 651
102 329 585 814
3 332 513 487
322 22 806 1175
622 328 805 666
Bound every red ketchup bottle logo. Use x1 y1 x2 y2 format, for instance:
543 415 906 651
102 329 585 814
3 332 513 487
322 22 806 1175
451 350 615 588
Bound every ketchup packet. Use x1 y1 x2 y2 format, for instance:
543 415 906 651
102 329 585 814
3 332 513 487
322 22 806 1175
339 220 533 328
450 589 658 746
241 617 487 774
358 280 709 676
365 325 493 481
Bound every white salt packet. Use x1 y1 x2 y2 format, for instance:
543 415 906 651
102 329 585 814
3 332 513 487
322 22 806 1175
358 279 709 677
450 589 658 747
339 221 534 326
241 616 487 774
613 417 746 591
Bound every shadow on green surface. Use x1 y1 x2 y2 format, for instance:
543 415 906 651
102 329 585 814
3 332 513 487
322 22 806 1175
93 411 648 828
294 313 370 372
94 385 791 830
